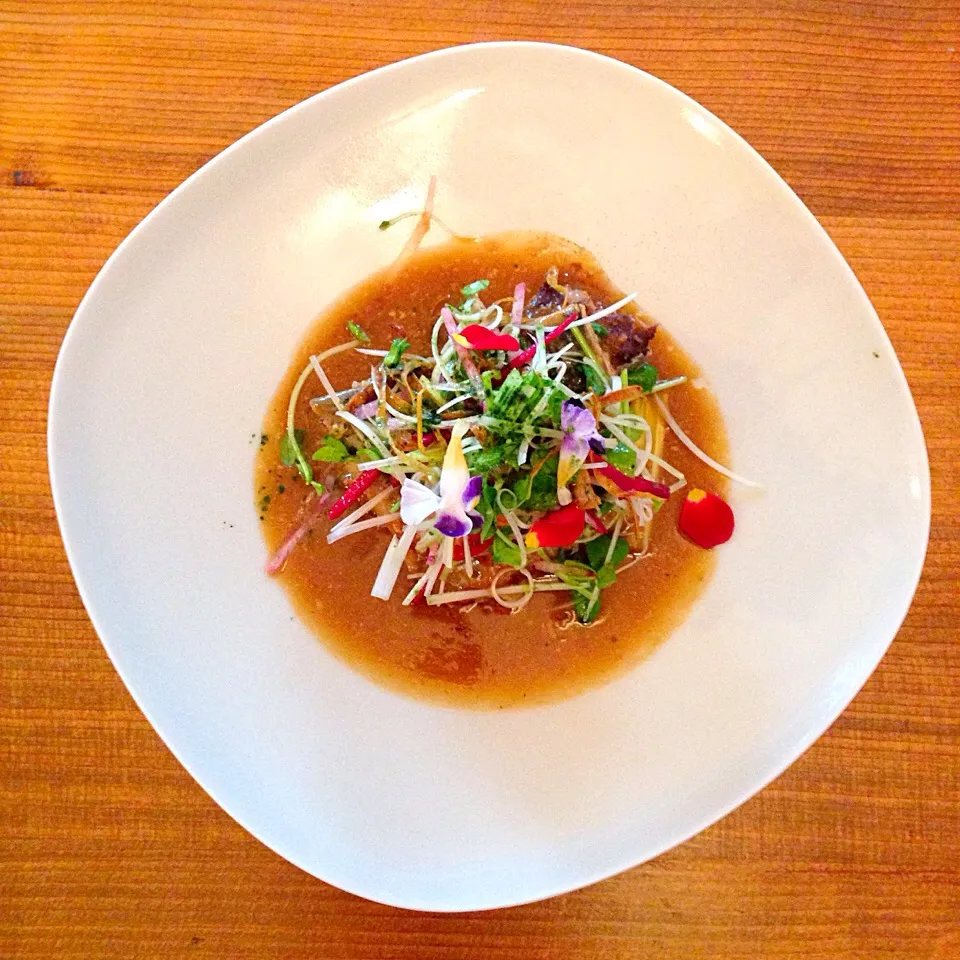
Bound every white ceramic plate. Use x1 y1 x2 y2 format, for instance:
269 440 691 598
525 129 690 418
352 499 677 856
49 42 929 911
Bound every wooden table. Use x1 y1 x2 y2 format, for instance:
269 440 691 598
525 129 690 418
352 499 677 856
2 3 958 957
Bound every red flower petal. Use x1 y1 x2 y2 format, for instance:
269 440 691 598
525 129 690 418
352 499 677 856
525 503 586 549
598 462 671 500
678 489 734 548
454 324 521 352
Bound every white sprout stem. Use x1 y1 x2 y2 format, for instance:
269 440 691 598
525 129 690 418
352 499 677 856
336 409 391 459
370 522 419 601
648 376 687 395
358 456 404 472
605 517 623 564
462 535 473 579
491 568 535 610
563 293 638 331
655 397 762 488
286 363 314 441
426 579 570 606
517 437 531 466
384 400 418 424
501 514 527 568
310 356 343 410
436 394 469 414
327 513 397 544
354 348 389 357
329 486 395 534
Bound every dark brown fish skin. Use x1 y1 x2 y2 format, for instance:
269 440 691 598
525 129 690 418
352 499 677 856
604 314 657 367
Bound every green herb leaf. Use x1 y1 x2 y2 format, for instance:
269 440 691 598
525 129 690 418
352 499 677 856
604 442 636 475
591 322 609 337
526 454 559 510
279 433 297 467
347 321 370 343
467 444 512 474
596 562 617 589
383 337 409 368
626 362 658 393
492 530 523 568
460 279 490 297
573 588 601 623
583 362 607 395
478 482 499 540
311 436 349 462
280 428 307 467
585 533 630 571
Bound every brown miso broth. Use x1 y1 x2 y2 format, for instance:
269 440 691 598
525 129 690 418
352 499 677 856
255 231 728 708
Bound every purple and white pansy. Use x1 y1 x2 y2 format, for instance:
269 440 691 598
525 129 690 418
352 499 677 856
400 421 482 537
557 399 607 504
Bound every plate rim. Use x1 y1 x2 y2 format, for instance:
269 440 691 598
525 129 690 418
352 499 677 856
48 40 932 911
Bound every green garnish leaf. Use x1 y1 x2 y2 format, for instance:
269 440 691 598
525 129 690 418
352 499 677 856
311 436 349 462
355 446 379 462
460 279 490 297
626 362 658 393
604 442 636 475
467 444 512 474
478 482 499 540
583 362 607 395
280 428 307 467
309 481 325 495
573 589 601 624
592 322 609 337
347 321 370 343
596 562 617 589
585 534 630 572
492 530 523 568
383 337 409 368
525 454 559 510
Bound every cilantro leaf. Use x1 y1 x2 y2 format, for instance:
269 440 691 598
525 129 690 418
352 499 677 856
383 337 409 368
592 322 609 337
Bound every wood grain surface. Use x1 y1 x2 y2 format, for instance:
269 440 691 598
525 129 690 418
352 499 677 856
2 2 958 957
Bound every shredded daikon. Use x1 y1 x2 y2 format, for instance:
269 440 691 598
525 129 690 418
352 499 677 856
655 397 762 487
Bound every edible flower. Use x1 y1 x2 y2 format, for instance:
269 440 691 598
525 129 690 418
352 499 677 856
557 400 606 503
678 488 734 548
452 324 521 352
400 421 482 538
525 503 586 549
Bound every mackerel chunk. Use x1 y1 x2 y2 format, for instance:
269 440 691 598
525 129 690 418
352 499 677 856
604 314 657 367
